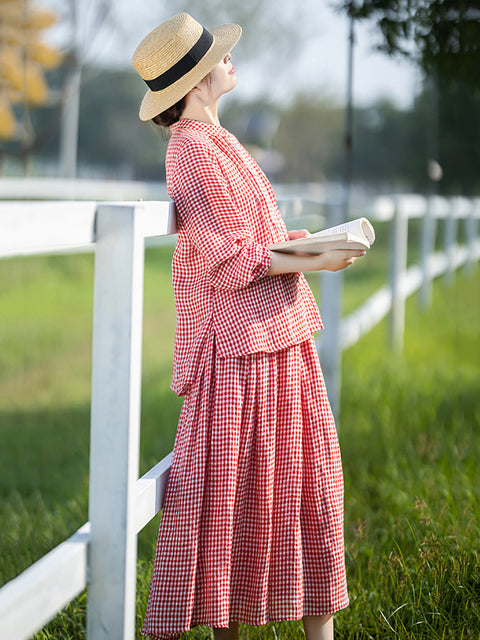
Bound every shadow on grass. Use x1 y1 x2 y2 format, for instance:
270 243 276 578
0 380 183 587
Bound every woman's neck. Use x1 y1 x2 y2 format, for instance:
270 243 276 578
180 96 220 126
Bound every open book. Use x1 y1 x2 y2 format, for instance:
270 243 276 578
269 217 375 254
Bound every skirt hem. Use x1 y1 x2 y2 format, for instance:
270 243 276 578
142 598 350 639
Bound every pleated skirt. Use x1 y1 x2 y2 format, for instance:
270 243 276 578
142 336 348 639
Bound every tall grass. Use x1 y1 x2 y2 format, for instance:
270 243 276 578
337 265 480 639
0 245 478 639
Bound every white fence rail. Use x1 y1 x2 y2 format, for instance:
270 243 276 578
317 194 480 415
0 200 176 640
0 176 169 202
0 193 479 639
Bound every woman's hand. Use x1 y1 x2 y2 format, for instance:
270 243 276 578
266 248 366 276
315 249 366 272
287 229 310 240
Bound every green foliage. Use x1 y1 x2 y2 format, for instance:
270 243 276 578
0 248 479 639
274 94 344 183
350 98 423 191
343 0 480 89
76 67 170 180
348 80 480 196
435 79 480 195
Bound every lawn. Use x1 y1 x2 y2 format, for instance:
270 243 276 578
0 240 478 639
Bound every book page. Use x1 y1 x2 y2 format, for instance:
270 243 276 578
268 217 375 254
313 217 375 245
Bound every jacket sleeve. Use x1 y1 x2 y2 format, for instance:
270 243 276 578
172 139 271 291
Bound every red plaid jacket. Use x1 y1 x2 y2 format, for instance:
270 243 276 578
167 119 322 395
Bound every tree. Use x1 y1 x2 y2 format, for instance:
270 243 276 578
340 0 480 88
433 79 480 194
0 0 62 145
56 0 113 177
273 94 344 183
76 66 168 180
337 1 480 196
349 98 421 190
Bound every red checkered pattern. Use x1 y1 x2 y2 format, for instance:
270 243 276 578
166 120 322 396
142 337 348 639
142 120 348 638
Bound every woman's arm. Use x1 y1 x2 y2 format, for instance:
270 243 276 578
266 248 366 276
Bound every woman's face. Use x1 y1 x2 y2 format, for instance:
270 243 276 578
199 53 237 101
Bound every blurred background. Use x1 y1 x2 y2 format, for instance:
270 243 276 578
1 0 479 196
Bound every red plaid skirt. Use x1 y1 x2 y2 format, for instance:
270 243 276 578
142 336 348 639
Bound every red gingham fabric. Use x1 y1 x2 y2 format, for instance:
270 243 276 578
142 119 348 638
166 119 322 396
142 336 348 639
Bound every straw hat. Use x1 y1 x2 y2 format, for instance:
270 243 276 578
132 13 242 121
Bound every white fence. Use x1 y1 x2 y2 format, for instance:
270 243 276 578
0 201 176 640
0 193 479 640
315 194 480 415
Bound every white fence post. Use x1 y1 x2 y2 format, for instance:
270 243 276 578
420 196 436 308
389 197 409 351
444 198 458 284
465 198 479 275
87 203 146 640
319 201 344 421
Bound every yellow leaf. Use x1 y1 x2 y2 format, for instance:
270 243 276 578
0 1 61 114
27 40 63 69
24 7 58 30
0 47 24 92
0 96 17 139
7 86 22 103
23 59 48 104
0 23 26 46
0 0 26 19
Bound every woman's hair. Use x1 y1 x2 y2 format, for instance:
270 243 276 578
151 96 186 128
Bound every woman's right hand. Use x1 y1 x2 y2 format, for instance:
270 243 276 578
266 248 366 276
314 249 366 272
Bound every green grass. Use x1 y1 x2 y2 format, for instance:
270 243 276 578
337 267 480 639
0 242 479 639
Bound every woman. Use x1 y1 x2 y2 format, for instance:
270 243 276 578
132 13 364 640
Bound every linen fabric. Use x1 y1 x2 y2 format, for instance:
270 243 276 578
142 336 349 639
166 119 322 396
142 118 348 638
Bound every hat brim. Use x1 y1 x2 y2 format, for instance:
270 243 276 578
138 23 242 122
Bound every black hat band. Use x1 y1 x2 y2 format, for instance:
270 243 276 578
145 27 214 92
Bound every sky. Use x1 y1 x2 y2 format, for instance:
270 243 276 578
297 9 421 108
43 0 421 109
235 7 421 108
